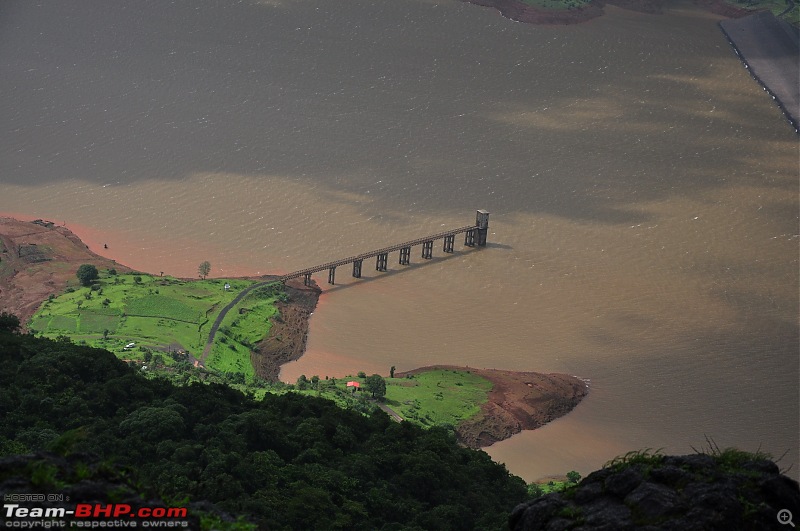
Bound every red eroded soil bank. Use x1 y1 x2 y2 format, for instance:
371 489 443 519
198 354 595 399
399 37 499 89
252 279 322 381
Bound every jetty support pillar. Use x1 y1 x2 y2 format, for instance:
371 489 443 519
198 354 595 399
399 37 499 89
376 253 388 272
303 273 312 286
464 229 475 247
422 240 433 259
443 234 455 253
328 267 336 285
352 259 363 278
476 209 490 246
399 246 411 265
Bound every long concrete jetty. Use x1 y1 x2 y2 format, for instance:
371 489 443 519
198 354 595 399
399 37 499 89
199 210 490 362
280 210 490 286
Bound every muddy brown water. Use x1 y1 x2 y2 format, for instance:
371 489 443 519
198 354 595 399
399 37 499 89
1 0 797 481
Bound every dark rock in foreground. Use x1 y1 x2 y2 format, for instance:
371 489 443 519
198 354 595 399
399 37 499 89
510 452 800 530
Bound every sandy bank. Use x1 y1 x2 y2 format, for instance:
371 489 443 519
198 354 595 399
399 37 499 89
396 365 589 448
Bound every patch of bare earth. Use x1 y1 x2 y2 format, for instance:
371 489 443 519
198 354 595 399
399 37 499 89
396 365 589 449
0 217 131 327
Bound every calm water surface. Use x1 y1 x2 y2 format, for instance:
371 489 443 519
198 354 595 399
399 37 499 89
1 0 797 481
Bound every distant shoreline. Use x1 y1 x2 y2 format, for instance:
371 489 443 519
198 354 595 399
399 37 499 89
1 216 589 448
461 0 752 25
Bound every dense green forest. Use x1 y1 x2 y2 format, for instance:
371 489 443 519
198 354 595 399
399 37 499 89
0 315 528 529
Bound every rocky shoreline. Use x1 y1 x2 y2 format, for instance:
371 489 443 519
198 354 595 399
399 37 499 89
510 452 800 529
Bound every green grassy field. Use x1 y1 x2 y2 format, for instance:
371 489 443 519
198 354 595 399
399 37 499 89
290 369 495 429
29 271 280 381
385 369 493 427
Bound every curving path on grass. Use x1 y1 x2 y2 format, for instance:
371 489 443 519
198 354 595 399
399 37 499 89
373 400 404 423
199 279 281 364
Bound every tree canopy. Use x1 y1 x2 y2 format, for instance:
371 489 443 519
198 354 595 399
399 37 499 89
0 312 20 332
365 373 387 400
75 263 99 286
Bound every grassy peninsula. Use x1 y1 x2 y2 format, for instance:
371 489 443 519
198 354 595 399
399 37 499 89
291 366 588 448
28 271 281 382
294 369 492 427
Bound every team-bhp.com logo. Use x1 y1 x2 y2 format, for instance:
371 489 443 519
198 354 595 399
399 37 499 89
3 502 189 528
